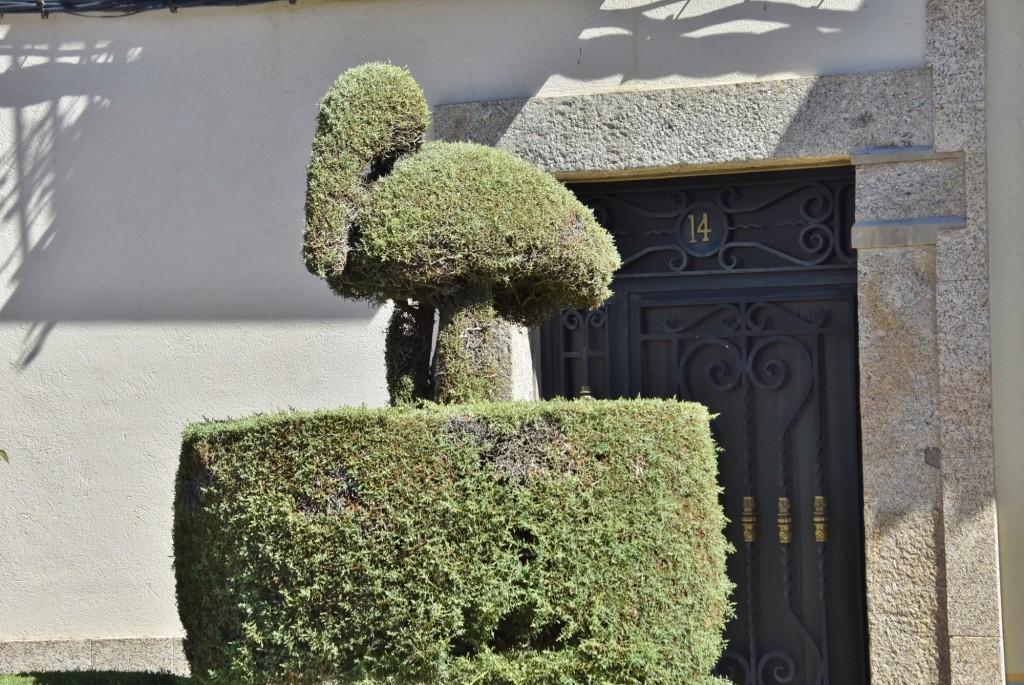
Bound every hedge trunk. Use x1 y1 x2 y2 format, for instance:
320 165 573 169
433 292 513 404
385 303 435 404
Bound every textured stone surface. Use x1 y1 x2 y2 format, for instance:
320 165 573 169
925 2 1002 682
0 639 91 673
937 153 989 282
928 0 986 161
0 638 188 676
942 461 1002 639
949 636 1004 685
90 638 178 673
933 100 986 157
852 219 965 249
855 157 964 222
857 247 948 685
171 639 191 678
937 219 988 283
935 278 1000 638
927 0 986 109
434 69 933 176
511 324 539 401
936 279 994 460
863 509 949 685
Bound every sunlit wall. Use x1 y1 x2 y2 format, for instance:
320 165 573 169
0 0 924 642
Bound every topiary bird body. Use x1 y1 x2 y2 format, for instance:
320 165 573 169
305 63 620 404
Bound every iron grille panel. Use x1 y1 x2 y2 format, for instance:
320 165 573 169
541 167 867 685
573 169 855 278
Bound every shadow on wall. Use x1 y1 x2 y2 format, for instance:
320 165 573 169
534 0 885 95
0 0 880 366
0 27 377 367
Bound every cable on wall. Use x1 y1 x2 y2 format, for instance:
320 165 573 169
0 0 294 18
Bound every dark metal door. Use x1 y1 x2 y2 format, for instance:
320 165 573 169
541 168 868 685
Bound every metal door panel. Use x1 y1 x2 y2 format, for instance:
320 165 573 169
541 168 867 685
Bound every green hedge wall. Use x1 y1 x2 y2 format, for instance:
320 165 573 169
174 399 732 684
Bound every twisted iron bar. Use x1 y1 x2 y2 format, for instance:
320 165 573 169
812 333 831 685
762 334 826 685
560 307 607 396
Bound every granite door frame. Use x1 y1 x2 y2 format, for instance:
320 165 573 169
433 5 1000 682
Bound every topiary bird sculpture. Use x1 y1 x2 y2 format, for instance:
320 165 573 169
304 63 620 405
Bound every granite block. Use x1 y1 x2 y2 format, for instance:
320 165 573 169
511 324 539 401
964 152 989 225
949 636 1004 685
863 508 948 685
0 639 91 673
855 157 964 223
936 280 993 435
433 70 933 176
0 638 189 675
428 97 525 147
933 100 985 157
857 248 939 454
936 222 988 282
862 453 943 520
942 462 1002 639
936 150 989 281
858 247 949 684
933 272 999 644
90 638 176 673
170 639 191 677
940 412 995 470
937 278 990 339
927 4 986 107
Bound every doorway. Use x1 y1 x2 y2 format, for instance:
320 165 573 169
541 167 868 685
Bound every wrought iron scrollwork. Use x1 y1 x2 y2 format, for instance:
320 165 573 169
664 298 833 685
556 306 608 398
582 177 854 276
549 168 864 685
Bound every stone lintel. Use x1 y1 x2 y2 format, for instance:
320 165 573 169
851 145 962 165
853 218 966 249
433 69 933 175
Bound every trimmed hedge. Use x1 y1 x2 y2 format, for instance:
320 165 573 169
303 63 620 404
175 399 732 684
344 140 620 327
303 63 618 326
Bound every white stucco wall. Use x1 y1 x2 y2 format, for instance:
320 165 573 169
988 1 1024 680
0 0 924 643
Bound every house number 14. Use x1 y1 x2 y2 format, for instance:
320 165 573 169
687 212 712 243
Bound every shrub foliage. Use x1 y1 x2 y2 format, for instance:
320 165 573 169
175 400 732 684
303 63 620 404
